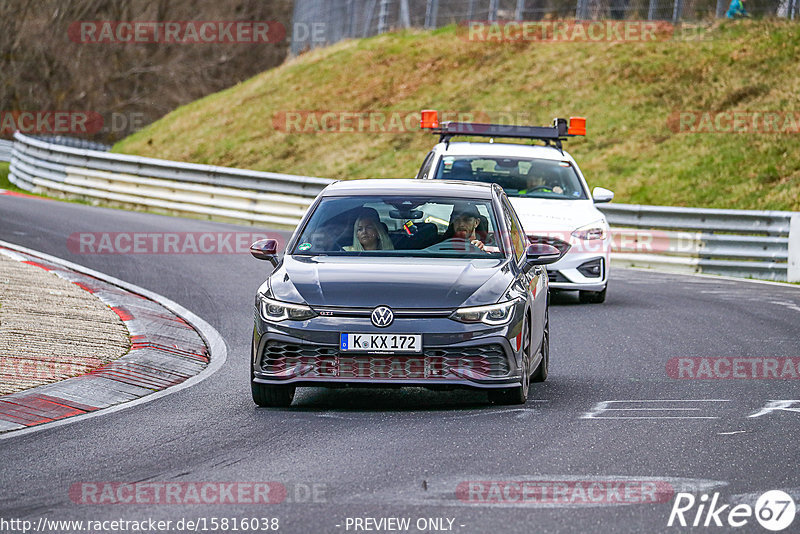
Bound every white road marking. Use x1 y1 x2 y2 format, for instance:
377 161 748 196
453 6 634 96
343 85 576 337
749 400 800 418
582 400 731 420
768 300 800 313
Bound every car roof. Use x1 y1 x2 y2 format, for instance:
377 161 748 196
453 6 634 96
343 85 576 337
321 178 496 199
436 141 574 161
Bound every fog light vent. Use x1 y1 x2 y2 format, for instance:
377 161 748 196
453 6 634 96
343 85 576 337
577 258 603 278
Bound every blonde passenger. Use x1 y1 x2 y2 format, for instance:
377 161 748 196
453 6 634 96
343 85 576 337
346 209 394 251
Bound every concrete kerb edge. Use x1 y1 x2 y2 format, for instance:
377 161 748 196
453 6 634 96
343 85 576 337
0 239 228 441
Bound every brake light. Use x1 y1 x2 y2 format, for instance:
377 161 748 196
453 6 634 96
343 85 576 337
420 109 439 129
568 117 586 136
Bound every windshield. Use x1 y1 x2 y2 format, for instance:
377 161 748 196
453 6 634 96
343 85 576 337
433 156 588 200
293 196 505 259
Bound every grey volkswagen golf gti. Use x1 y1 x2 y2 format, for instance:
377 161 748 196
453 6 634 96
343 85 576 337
249 179 563 407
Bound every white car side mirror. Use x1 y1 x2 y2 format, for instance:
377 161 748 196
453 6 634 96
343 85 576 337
592 187 614 203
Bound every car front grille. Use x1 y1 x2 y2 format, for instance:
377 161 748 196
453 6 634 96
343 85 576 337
548 270 570 283
260 341 510 379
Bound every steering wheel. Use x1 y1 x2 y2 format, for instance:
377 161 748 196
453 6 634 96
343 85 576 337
425 237 484 253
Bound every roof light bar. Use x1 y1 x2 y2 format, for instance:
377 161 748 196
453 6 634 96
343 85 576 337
420 110 586 148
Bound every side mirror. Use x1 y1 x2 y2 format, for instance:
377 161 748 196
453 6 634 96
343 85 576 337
592 187 614 204
250 239 279 267
524 243 562 270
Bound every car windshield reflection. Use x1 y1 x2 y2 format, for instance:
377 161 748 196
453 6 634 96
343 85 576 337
293 196 506 258
434 156 588 200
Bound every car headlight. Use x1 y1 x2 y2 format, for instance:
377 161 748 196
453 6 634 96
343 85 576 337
571 221 607 241
259 295 316 322
451 299 519 326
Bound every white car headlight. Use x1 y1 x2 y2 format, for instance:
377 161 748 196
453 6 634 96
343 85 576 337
451 299 519 326
259 295 316 322
571 221 608 241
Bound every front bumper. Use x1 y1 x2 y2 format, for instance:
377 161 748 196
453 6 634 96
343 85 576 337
546 247 609 291
252 313 525 390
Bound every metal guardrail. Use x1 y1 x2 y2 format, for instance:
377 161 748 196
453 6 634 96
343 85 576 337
0 140 12 162
30 135 111 152
8 132 333 229
7 132 799 282
599 204 800 282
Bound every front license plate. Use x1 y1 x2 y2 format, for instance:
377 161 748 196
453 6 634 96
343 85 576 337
340 333 422 353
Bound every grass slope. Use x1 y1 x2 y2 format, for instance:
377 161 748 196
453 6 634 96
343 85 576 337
0 162 20 192
115 21 800 211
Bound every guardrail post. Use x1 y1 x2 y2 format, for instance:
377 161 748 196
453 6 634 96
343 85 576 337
789 214 800 282
672 0 684 22
576 0 590 19
716 0 727 18
377 0 389 34
399 0 411 27
489 0 499 21
424 0 439 29
648 0 659 19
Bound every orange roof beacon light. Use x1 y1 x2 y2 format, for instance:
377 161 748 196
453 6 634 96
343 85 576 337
420 109 439 130
422 113 586 153
568 117 586 136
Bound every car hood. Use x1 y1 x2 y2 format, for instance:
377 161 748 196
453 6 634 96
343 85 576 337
269 255 512 309
508 197 606 235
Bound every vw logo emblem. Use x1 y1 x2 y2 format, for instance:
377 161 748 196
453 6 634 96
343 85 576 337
371 306 394 328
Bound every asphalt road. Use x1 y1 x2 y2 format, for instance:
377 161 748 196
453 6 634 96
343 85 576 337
1 194 799 534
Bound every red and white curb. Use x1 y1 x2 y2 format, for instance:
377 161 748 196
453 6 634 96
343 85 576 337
0 189 48 200
0 240 226 438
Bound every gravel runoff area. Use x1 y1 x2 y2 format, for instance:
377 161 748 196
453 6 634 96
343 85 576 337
0 253 130 395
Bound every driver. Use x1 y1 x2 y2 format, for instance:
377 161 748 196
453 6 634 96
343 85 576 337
519 174 563 195
446 203 487 251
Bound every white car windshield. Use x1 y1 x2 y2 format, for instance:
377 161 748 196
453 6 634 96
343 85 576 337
293 196 506 259
434 156 588 200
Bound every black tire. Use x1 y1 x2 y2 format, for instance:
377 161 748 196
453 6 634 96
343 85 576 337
251 382 295 407
531 309 549 383
579 286 606 304
488 315 531 405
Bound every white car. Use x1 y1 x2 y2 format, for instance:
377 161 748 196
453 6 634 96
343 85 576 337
416 113 614 303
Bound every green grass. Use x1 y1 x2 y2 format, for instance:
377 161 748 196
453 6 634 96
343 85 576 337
0 162 21 193
115 20 800 211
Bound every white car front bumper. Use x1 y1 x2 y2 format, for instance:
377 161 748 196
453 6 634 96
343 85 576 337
545 244 609 292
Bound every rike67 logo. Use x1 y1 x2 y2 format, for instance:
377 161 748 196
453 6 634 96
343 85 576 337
668 490 796 531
